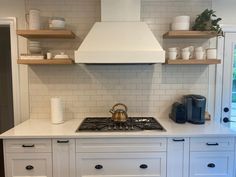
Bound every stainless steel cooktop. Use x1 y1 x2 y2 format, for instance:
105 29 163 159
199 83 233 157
76 117 165 132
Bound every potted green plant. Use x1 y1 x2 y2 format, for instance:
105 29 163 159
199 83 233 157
192 9 222 34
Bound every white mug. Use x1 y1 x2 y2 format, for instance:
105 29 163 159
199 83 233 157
168 51 178 60
207 48 217 59
182 46 194 52
195 51 205 60
168 47 178 52
47 52 52 59
195 46 204 52
182 51 191 60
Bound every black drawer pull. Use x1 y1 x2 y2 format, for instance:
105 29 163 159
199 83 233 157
22 144 35 148
206 143 219 146
173 139 185 142
140 164 148 169
57 140 69 143
207 163 215 168
95 165 103 169
25 165 34 170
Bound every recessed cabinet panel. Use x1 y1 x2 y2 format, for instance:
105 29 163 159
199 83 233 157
76 152 166 177
190 152 234 177
5 153 52 177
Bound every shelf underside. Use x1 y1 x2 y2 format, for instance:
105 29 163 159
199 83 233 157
17 59 74 65
165 59 221 65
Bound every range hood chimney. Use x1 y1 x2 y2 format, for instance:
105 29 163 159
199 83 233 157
74 0 165 64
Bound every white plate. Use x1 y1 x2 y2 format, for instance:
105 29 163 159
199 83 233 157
54 54 69 59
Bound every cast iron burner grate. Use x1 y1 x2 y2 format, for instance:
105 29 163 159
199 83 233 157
76 117 165 132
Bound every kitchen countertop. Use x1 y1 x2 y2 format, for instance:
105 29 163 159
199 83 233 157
1 118 236 139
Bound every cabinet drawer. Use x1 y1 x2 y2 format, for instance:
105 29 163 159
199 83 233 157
190 137 234 151
4 139 51 153
76 152 166 177
76 138 167 152
5 153 52 177
190 152 234 177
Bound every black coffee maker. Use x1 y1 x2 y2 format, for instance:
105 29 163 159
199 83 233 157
182 94 206 124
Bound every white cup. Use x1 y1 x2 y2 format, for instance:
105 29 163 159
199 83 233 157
168 51 179 60
47 52 52 59
195 47 204 52
195 51 205 60
182 51 191 60
207 48 217 59
168 47 178 52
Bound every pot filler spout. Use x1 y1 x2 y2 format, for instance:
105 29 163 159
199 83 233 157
74 0 165 64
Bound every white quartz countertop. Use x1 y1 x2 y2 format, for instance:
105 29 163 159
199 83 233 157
0 118 236 139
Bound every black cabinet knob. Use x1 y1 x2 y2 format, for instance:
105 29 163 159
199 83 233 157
173 139 185 142
95 165 103 169
25 165 34 170
207 163 215 168
140 164 148 169
224 107 229 112
223 117 230 123
206 143 219 146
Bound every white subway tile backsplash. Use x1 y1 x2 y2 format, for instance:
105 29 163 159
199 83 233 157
27 0 211 119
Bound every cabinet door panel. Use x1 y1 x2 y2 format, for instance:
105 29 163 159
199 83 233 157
5 153 52 177
53 139 76 177
190 151 234 177
76 152 166 177
167 138 189 177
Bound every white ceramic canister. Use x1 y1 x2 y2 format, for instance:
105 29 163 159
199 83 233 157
29 9 41 30
206 48 217 59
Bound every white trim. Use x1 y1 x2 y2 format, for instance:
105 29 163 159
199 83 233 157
0 17 21 125
215 36 224 123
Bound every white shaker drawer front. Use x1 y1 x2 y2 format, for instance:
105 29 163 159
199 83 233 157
190 137 234 151
190 152 234 177
76 152 166 177
76 138 167 152
5 153 52 177
5 139 52 153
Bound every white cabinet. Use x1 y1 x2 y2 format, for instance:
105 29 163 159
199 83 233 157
76 152 166 177
76 138 167 177
4 139 52 177
167 137 189 177
189 137 234 177
52 139 76 177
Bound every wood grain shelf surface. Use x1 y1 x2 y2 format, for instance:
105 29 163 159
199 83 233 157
163 31 218 39
17 59 74 65
17 30 76 39
165 59 221 65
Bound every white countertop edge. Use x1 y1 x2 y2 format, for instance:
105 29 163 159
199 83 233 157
1 118 236 139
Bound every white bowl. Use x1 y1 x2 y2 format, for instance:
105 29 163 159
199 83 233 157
173 16 190 23
171 22 190 31
29 46 42 53
50 20 65 29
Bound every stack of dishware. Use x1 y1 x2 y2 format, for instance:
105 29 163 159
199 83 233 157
28 41 41 54
49 17 66 29
171 16 190 31
194 47 205 60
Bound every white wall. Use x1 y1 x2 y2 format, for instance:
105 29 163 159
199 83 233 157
0 0 29 123
213 0 236 25
27 0 212 120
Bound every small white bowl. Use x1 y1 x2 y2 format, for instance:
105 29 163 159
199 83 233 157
29 46 42 53
171 22 190 31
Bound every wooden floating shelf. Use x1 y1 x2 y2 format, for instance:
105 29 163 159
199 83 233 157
165 59 221 65
163 31 218 39
17 30 76 39
17 59 74 65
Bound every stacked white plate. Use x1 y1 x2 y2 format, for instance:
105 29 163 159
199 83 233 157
29 41 42 54
171 16 190 31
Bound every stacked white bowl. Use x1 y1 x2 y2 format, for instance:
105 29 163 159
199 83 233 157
29 41 41 54
171 16 190 31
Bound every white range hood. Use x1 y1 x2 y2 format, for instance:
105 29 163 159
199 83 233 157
74 0 165 64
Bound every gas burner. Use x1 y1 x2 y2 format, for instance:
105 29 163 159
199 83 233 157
76 117 165 132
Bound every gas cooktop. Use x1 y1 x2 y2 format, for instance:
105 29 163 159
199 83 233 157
76 117 165 132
